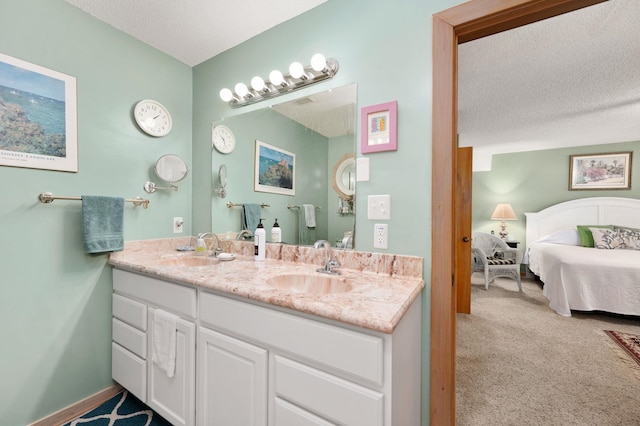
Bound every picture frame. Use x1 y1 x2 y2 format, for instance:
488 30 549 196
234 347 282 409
569 151 632 190
360 100 397 154
0 52 78 172
254 140 295 195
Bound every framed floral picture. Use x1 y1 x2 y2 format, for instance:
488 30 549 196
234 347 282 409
569 151 632 190
254 140 295 195
0 52 77 172
360 101 397 154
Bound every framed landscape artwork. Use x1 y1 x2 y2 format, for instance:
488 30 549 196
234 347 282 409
0 52 78 172
569 151 632 190
254 140 295 195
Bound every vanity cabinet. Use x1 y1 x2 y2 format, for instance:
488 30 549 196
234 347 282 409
198 290 421 426
112 269 197 426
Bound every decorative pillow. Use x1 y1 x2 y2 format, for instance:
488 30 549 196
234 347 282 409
538 229 581 246
614 225 640 233
576 225 613 247
588 227 625 249
617 227 640 250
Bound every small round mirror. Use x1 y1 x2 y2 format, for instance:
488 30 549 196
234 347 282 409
218 164 227 188
332 153 355 199
155 154 188 183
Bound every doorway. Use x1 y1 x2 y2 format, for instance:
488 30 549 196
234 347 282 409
429 1 607 424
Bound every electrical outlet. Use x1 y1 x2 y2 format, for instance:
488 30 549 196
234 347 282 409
374 223 388 249
173 217 184 233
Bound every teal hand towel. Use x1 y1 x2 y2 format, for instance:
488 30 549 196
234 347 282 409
82 195 125 254
242 203 261 233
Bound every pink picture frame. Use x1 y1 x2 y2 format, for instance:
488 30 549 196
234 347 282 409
360 101 397 154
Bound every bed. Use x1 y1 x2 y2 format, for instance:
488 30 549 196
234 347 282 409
525 197 640 317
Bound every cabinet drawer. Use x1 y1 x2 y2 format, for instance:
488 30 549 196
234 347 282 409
113 293 147 331
274 397 335 426
113 269 196 319
112 343 146 402
274 356 383 426
200 292 384 386
112 318 146 359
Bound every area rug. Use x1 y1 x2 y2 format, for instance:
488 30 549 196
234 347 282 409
63 390 171 426
604 330 640 375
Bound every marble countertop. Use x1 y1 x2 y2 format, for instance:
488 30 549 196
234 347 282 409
108 238 425 333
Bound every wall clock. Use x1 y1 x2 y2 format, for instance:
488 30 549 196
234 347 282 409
134 99 172 137
212 124 236 154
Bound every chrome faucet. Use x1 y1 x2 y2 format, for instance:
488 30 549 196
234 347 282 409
313 239 341 275
236 229 253 241
197 232 223 257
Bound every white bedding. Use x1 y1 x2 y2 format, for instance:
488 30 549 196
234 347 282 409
528 241 640 317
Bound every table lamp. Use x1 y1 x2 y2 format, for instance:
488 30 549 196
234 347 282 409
491 203 517 240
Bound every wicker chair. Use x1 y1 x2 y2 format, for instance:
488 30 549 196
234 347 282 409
471 232 523 291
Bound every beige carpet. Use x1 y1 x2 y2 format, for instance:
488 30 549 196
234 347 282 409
456 274 640 426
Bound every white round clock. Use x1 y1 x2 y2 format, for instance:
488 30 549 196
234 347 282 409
134 99 172 137
212 124 236 154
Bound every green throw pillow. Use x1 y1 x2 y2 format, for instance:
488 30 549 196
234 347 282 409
576 225 613 247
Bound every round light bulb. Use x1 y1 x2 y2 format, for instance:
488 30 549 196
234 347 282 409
289 62 305 79
251 76 265 91
219 88 233 102
234 82 249 97
269 70 284 86
311 53 327 72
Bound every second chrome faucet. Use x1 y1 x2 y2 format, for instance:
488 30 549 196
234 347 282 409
313 240 341 275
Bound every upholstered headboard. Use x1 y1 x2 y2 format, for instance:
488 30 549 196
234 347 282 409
525 197 640 250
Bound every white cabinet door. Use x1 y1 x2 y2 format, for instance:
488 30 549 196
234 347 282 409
147 309 196 426
197 326 268 426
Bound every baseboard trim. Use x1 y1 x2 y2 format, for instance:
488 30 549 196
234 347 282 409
29 384 123 426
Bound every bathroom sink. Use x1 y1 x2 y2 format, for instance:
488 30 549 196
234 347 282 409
159 256 218 267
265 274 352 294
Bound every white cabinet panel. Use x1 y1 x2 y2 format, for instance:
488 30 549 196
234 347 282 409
274 356 383 426
113 293 147 331
112 343 146 402
274 397 336 426
197 327 268 426
147 310 196 426
112 318 146 358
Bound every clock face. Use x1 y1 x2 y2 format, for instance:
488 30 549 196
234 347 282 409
212 124 236 154
134 100 172 137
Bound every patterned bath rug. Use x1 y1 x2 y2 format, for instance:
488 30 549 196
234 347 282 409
604 330 640 377
64 390 171 426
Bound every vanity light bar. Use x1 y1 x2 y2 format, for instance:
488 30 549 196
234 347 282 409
220 54 339 108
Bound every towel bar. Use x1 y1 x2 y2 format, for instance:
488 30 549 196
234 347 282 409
287 204 321 210
39 192 150 209
226 202 270 209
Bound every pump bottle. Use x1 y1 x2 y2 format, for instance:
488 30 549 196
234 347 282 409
271 218 281 243
254 219 266 261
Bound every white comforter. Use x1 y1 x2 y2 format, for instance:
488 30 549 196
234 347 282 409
528 242 640 317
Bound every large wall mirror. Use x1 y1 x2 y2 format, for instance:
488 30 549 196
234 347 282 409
211 83 357 249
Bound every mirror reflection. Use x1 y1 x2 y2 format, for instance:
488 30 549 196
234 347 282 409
211 83 357 248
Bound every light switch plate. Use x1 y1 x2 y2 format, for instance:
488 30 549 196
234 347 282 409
356 157 370 181
173 217 184 233
367 194 391 220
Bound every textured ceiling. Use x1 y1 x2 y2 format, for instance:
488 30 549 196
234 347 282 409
64 0 326 66
459 0 640 170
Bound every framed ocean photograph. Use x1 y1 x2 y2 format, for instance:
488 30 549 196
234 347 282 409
254 140 295 195
0 52 77 172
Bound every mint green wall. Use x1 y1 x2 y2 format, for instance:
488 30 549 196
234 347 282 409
192 1 462 423
473 141 640 247
210 108 329 243
0 0 192 424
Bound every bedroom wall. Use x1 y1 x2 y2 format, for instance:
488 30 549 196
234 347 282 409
472 140 640 247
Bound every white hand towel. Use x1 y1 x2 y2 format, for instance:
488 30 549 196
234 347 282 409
303 204 316 228
152 309 178 378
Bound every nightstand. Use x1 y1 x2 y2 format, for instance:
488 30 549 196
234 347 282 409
506 241 519 248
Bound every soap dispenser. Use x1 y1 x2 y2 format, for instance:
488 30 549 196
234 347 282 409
195 236 207 256
271 218 281 243
254 219 266 261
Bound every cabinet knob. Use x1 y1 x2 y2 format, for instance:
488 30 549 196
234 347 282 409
462 236 470 242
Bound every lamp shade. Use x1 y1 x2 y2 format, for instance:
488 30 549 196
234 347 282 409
491 203 517 221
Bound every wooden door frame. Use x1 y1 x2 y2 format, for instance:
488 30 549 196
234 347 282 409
430 0 607 424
